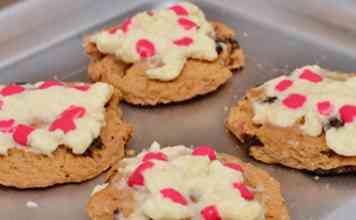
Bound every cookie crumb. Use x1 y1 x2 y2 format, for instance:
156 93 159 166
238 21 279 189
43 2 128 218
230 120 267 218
314 176 320 181
26 201 39 208
224 106 229 112
126 149 136 157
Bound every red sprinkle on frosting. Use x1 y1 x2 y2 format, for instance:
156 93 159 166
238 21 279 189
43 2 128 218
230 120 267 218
121 17 132 33
282 93 307 109
49 105 86 134
275 79 293 92
299 69 323 83
317 101 333 116
201 205 222 220
233 182 254 200
13 124 34 146
108 27 119 34
224 162 243 172
71 84 90 91
339 105 356 123
174 37 193 46
143 152 168 162
192 145 217 160
177 18 197 30
39 81 65 89
169 5 189 16
0 119 15 133
160 188 188 206
128 161 154 187
0 85 25 96
136 39 156 59
147 10 155 16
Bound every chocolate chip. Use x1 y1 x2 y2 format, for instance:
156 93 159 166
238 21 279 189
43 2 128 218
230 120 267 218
113 209 120 216
91 137 103 149
14 82 27 85
243 134 263 147
325 117 344 130
261 96 278 104
216 43 223 54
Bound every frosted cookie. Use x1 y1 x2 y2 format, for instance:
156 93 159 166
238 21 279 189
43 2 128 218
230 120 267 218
226 65 356 174
0 81 132 188
86 143 289 220
84 2 245 105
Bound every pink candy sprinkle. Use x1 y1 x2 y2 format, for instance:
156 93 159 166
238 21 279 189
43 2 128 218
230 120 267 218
160 188 188 206
224 162 243 172
0 85 25 96
71 84 90 91
13 124 34 146
275 79 293 92
317 101 333 116
174 37 193 46
136 39 156 59
49 105 86 134
201 205 222 220
282 93 307 109
299 69 323 83
108 27 119 34
233 182 254 200
339 105 356 123
127 161 154 187
177 18 197 30
147 10 155 16
143 152 168 162
169 5 189 16
121 17 132 33
0 119 15 133
39 81 64 89
192 145 217 160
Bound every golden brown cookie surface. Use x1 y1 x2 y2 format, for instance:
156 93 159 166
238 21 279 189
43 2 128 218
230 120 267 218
85 22 245 106
86 150 289 220
0 93 132 188
225 81 356 174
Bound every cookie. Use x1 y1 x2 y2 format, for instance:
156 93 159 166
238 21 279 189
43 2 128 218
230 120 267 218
84 2 245 105
0 82 132 188
226 65 356 174
86 143 289 220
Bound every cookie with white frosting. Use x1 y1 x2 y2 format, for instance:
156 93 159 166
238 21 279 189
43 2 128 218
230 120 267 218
0 81 132 188
84 2 245 105
226 65 356 174
86 143 289 220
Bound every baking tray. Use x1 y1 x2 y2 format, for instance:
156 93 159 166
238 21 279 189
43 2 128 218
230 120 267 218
1 0 356 219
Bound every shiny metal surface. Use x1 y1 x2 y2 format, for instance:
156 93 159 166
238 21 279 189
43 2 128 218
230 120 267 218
0 0 356 219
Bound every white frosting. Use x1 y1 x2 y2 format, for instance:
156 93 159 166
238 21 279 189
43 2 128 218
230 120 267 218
91 183 109 196
117 143 264 220
90 2 217 81
0 82 113 155
252 65 356 156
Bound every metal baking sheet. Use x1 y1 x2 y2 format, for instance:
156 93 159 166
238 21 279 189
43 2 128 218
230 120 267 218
1 0 356 219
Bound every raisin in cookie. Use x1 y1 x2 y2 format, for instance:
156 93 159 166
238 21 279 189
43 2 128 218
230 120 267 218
87 143 289 220
84 2 245 105
226 65 356 174
0 81 132 188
